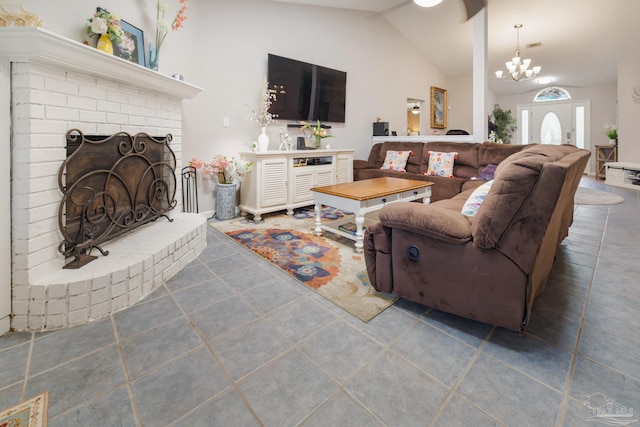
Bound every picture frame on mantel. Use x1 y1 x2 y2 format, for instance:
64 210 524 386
97 7 145 66
430 86 447 129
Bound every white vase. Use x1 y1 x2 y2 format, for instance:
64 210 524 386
258 127 269 152
609 139 617 146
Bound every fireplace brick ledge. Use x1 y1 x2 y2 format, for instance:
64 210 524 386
11 213 207 331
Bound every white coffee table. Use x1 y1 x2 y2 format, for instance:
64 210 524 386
310 177 433 253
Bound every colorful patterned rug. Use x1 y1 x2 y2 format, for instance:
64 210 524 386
210 207 396 322
0 392 48 427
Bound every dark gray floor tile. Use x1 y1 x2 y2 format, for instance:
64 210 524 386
0 382 24 412
48 386 135 427
131 348 229 426
205 253 252 276
211 319 291 381
0 342 29 388
346 351 448 427
189 295 258 342
30 317 115 376
391 321 476 387
423 309 493 348
584 292 640 343
457 354 562 427
121 316 203 379
344 304 418 346
531 284 586 323
25 345 126 418
0 331 31 351
239 280 303 315
173 389 260 427
113 294 182 338
393 298 429 318
578 324 640 377
302 391 383 427
172 278 232 313
569 356 640 411
432 395 502 427
483 328 572 391
526 307 580 350
265 297 337 343
239 350 337 427
165 262 214 291
299 320 382 384
219 264 277 293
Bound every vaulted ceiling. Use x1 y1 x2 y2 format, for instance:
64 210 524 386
272 0 639 96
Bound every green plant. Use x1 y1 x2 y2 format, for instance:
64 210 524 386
490 104 517 144
604 124 618 140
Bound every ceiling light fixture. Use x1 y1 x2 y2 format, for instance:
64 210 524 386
413 0 444 7
411 104 420 114
495 24 541 82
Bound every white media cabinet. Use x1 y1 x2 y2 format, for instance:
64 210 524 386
239 149 354 221
605 162 640 190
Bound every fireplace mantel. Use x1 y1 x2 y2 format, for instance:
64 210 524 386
0 27 202 99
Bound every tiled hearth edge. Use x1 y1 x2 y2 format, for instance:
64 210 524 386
11 213 207 331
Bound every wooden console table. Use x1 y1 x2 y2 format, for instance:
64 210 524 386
595 145 617 180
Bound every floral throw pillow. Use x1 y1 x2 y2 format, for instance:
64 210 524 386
425 151 458 177
461 180 494 217
381 150 412 172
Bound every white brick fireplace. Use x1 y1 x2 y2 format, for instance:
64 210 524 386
0 28 206 333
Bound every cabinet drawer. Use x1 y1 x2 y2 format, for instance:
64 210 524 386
365 194 400 208
400 188 428 200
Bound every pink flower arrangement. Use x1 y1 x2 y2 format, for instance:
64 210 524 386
155 0 188 52
190 155 252 184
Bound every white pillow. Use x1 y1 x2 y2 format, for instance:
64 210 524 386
461 180 494 217
425 151 458 177
381 150 412 172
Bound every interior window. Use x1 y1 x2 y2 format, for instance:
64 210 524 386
534 87 571 102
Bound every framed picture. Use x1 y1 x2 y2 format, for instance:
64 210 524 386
430 86 447 129
97 7 145 66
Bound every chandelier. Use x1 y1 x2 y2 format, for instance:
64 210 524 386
495 24 541 82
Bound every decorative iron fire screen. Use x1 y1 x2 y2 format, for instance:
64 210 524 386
58 130 177 268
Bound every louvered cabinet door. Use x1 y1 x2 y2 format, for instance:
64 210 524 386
260 157 288 207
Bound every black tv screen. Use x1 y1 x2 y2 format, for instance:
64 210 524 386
267 54 346 123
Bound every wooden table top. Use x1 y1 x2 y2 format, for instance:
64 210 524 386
311 177 433 201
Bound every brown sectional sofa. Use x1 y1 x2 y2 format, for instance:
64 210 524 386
363 143 590 332
354 141 527 202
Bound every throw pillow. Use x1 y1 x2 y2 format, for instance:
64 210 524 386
425 151 458 177
478 163 497 180
461 180 494 217
381 150 412 172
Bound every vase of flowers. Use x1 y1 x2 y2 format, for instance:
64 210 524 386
248 79 277 151
87 8 123 55
149 0 188 71
300 120 334 149
190 155 252 220
604 124 617 145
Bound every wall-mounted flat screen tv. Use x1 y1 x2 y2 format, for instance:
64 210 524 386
267 54 346 123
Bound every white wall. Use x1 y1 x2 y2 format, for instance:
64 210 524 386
21 0 450 212
618 56 640 162
447 74 473 133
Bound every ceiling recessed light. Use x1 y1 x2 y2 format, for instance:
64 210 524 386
413 0 444 7
537 77 553 84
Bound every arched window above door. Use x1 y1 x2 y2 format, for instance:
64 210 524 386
534 87 572 102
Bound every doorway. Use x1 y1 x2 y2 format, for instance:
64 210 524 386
517 100 591 169
407 98 423 135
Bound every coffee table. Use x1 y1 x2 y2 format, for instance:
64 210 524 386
310 177 433 253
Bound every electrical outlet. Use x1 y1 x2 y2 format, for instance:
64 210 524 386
223 117 230 127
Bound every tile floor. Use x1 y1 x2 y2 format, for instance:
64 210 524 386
1 177 639 427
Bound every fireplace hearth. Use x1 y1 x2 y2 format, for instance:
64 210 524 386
59 130 177 268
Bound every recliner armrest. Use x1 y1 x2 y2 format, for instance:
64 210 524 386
379 203 472 244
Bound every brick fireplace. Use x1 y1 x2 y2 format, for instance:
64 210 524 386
0 28 205 333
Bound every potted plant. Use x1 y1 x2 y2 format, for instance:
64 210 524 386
490 104 517 144
604 124 618 145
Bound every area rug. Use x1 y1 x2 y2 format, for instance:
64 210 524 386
575 187 624 205
210 207 397 322
0 392 48 427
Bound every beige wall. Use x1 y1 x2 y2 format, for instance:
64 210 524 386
618 56 640 162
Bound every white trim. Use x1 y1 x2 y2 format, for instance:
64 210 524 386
0 58 9 335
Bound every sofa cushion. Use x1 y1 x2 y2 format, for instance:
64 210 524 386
381 150 412 171
423 141 480 178
425 151 458 177
376 142 424 174
461 180 494 217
